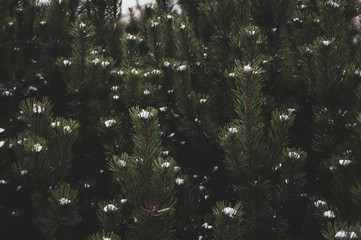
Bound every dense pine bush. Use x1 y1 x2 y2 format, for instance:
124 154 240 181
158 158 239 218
1 0 361 239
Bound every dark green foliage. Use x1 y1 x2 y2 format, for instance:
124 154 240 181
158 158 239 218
217 26 306 239
107 107 178 239
212 201 243 240
156 0 175 14
1 0 361 239
174 17 201 63
8 98 80 239
35 183 81 239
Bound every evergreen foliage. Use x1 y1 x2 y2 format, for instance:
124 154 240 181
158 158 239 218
1 0 361 239
107 106 179 239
